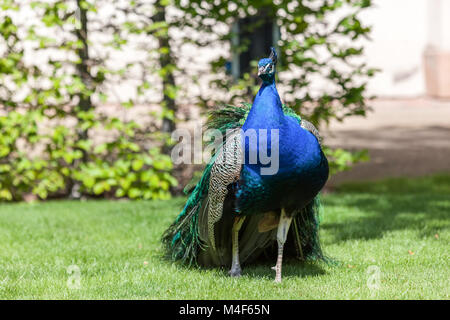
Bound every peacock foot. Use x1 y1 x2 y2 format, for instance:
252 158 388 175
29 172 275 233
229 266 242 277
272 265 282 283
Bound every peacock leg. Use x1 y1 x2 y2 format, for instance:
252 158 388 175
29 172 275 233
229 216 246 277
272 208 293 283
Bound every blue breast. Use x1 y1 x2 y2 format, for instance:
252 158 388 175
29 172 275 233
237 82 329 215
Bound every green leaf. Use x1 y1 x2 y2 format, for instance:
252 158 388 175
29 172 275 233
0 189 13 200
128 188 141 199
131 159 144 171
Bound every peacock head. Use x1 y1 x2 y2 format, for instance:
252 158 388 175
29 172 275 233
258 47 277 83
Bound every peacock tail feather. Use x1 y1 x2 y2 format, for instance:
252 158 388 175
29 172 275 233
161 154 216 265
290 196 325 261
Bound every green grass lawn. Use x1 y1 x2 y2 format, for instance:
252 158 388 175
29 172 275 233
0 174 449 299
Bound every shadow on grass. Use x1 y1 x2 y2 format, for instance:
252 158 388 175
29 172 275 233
241 260 326 279
322 174 450 243
164 255 327 280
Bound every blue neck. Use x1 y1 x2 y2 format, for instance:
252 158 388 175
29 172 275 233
243 80 284 130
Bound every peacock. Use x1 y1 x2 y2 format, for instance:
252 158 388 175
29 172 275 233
162 47 329 282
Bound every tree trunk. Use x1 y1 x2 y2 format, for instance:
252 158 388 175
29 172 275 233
71 0 92 198
153 1 176 135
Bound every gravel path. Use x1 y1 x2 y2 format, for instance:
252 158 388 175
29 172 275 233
324 98 450 186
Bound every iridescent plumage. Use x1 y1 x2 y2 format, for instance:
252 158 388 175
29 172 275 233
162 48 329 282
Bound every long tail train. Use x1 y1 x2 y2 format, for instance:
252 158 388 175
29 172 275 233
162 169 325 267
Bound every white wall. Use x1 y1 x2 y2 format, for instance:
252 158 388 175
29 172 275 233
361 0 427 97
361 0 450 97
427 0 450 50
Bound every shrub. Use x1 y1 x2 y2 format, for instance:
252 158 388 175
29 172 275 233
0 0 177 201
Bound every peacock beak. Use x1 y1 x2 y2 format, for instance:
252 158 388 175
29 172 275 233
258 66 265 76
258 65 268 76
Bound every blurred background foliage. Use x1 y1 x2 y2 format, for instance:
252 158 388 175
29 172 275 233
0 0 374 201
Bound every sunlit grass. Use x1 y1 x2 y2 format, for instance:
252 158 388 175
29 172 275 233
0 174 449 299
